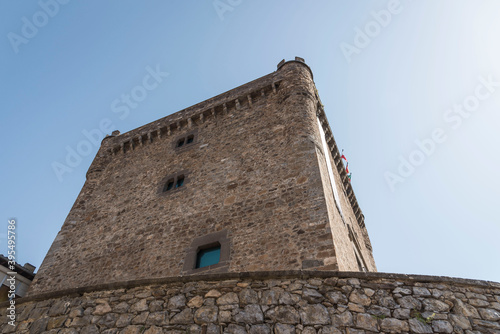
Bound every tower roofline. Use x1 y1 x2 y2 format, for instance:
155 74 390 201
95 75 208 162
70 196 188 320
103 71 278 148
106 57 312 147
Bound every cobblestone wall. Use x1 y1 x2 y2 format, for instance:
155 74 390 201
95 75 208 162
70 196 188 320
2 271 499 334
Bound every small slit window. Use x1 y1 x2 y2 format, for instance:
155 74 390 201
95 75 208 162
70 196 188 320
164 179 174 191
161 173 188 193
196 244 221 269
176 175 184 188
174 132 197 150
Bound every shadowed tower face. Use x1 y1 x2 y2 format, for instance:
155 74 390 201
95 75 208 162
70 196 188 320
29 58 376 296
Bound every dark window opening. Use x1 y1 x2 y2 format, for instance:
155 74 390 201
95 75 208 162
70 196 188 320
176 176 185 188
175 133 196 150
164 179 174 191
160 172 190 195
163 174 186 193
196 244 221 269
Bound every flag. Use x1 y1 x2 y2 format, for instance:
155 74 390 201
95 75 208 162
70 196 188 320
342 149 351 180
341 149 347 162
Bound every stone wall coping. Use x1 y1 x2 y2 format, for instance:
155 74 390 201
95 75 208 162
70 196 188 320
7 270 499 308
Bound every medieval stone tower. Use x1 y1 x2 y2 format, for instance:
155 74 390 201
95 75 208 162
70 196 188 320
29 58 376 295
4 59 500 334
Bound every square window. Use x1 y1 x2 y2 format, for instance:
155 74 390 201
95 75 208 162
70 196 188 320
177 138 185 147
182 230 229 274
196 245 221 269
186 135 194 144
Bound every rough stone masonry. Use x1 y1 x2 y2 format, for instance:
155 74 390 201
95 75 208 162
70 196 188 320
1 271 499 333
28 58 375 297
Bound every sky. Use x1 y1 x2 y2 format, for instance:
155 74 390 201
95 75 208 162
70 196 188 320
1 1 499 283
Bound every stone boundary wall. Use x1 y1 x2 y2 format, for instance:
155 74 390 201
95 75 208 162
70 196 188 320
1 271 499 334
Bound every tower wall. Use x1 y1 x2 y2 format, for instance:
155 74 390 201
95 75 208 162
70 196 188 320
29 59 376 296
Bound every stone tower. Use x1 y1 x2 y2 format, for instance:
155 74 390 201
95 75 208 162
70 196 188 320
28 58 376 296
9 59 498 334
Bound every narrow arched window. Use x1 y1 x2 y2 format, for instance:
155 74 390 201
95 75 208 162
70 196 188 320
164 179 174 192
176 175 185 188
160 173 189 194
174 132 197 151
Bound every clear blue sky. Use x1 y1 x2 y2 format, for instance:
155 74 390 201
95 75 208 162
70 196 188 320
1 1 499 282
